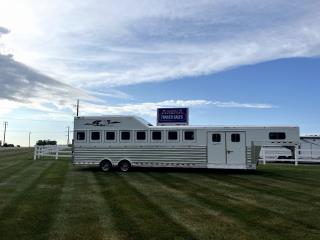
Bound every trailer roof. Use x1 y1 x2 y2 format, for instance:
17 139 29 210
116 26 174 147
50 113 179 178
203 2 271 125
150 125 299 129
74 116 298 129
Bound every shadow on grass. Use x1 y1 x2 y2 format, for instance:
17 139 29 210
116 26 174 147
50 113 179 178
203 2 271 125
75 165 260 175
73 162 320 181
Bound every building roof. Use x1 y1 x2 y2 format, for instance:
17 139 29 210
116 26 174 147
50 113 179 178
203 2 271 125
300 135 320 140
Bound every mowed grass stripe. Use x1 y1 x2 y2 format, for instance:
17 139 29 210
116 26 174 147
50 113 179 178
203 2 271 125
147 171 320 240
0 152 58 185
87 170 119 240
0 160 34 182
241 165 320 191
0 153 39 183
0 149 34 170
0 149 33 161
205 172 319 206
196 173 313 215
86 170 123 240
0 160 54 213
0 159 29 170
0 149 32 159
255 165 320 187
0 148 33 159
0 159 69 240
178 172 320 231
120 172 249 240
48 168 113 240
1 149 320 240
146 171 268 239
229 170 320 197
94 171 197 240
204 168 320 229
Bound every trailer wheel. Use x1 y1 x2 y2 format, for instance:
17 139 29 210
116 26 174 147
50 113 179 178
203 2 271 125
100 160 112 172
118 160 131 172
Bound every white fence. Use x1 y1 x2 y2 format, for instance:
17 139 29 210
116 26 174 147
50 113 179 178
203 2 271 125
260 148 320 165
34 145 72 160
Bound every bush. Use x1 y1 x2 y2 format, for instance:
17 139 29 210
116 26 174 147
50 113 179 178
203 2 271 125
36 140 57 146
2 143 14 147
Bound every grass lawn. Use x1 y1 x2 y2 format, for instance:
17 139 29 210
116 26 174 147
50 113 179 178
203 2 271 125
0 149 319 240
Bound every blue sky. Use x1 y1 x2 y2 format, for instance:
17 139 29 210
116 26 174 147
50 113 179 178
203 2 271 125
0 0 319 146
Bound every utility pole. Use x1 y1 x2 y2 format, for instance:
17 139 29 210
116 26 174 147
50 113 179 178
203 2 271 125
29 132 31 148
66 126 70 145
3 121 8 145
76 99 79 117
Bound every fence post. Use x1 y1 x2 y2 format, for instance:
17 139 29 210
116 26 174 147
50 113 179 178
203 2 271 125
262 148 266 165
295 147 299 166
34 145 37 160
55 145 59 160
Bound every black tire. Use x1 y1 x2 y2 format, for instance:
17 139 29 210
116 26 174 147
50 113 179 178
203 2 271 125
118 160 131 172
100 160 112 172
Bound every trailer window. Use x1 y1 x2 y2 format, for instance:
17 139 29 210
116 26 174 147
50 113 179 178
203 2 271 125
269 132 286 140
152 131 162 141
184 131 194 141
76 131 86 141
212 134 221 142
121 131 131 141
168 131 178 141
91 131 101 141
231 134 240 142
106 131 116 141
136 131 146 141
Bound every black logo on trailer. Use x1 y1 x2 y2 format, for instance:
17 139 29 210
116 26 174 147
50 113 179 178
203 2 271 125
85 120 121 127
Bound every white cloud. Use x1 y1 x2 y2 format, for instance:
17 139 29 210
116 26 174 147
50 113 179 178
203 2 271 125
0 26 9 35
0 99 273 123
0 0 317 117
0 53 91 114
0 99 22 116
79 100 274 118
0 52 131 116
0 0 319 89
210 101 274 109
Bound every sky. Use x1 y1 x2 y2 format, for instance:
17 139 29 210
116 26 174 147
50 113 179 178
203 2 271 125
0 0 319 146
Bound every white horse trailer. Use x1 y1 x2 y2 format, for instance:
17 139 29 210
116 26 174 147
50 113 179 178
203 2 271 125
299 136 320 160
72 116 300 172
260 135 320 162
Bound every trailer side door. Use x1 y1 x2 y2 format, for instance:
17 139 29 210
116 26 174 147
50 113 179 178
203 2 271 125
226 132 246 166
207 132 226 165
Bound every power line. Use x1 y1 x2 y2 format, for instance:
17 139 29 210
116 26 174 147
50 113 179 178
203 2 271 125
29 132 31 148
3 121 8 145
66 126 70 145
76 99 79 117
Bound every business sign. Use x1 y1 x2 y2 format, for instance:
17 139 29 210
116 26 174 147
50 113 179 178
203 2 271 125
157 108 189 126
